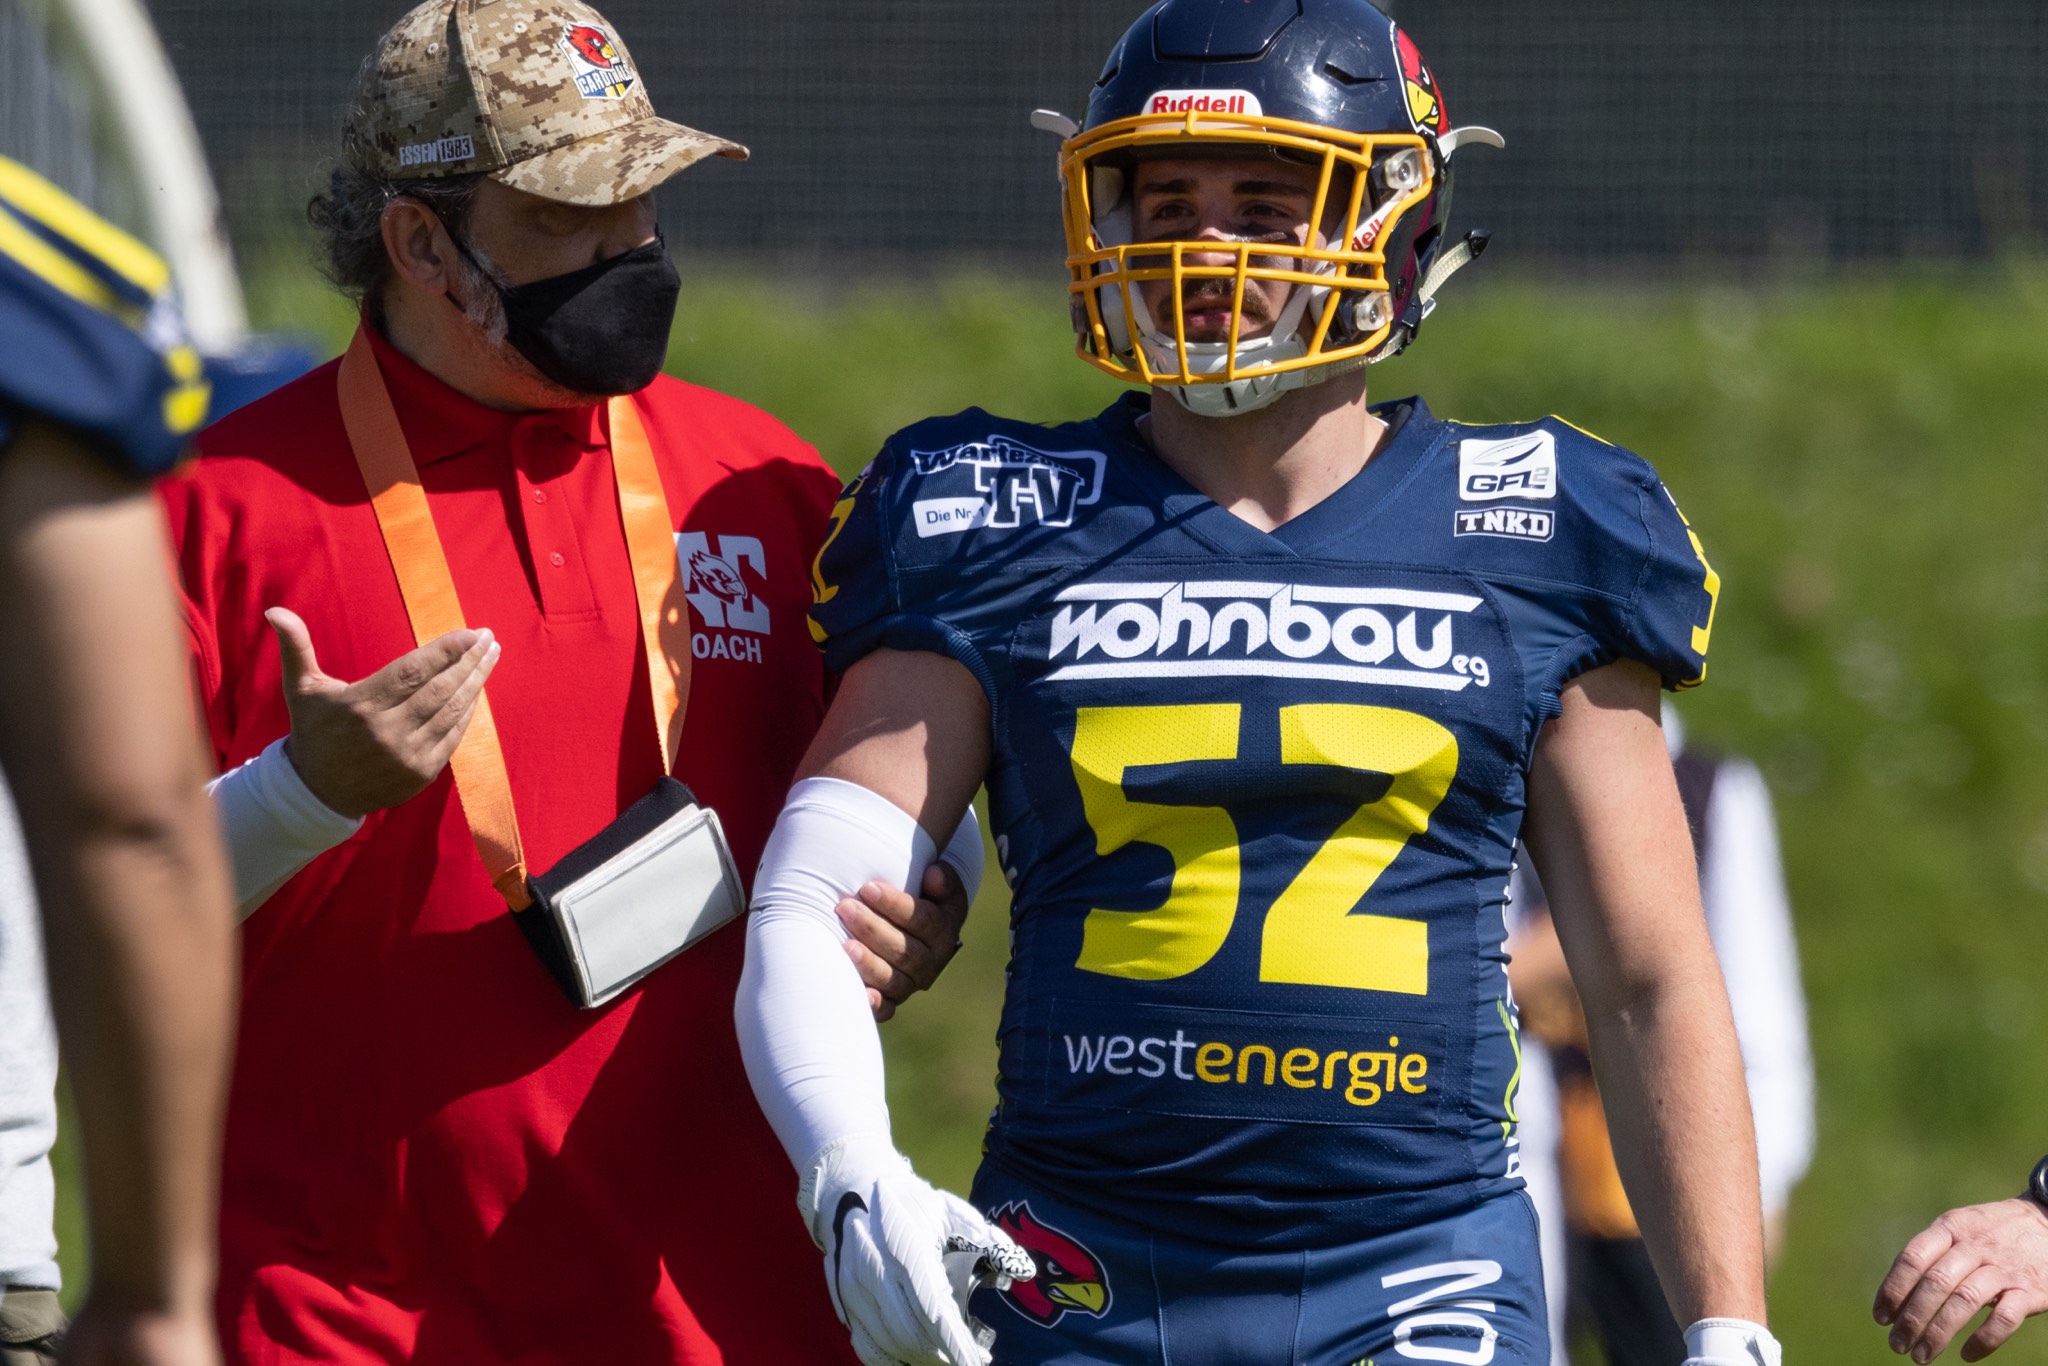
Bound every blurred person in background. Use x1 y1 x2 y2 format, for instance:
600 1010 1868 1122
1510 702 1815 1366
734 2 1783 1364
0 779 60 1365
0 157 237 1366
155 2 970 1363
1873 1163 2048 1359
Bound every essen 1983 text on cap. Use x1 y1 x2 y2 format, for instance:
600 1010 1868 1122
348 0 746 206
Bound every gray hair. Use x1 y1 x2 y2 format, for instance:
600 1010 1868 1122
306 103 486 325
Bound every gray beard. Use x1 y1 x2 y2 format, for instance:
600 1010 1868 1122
449 244 511 348
452 244 593 406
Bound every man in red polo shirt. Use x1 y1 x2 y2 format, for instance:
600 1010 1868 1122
158 2 964 1361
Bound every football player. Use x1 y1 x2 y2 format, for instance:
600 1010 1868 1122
736 3 1780 1363
0 156 237 1366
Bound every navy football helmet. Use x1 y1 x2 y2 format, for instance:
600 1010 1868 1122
1042 0 1501 416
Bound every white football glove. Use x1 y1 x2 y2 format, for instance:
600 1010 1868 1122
799 1135 1035 1366
1684 1317 1783 1366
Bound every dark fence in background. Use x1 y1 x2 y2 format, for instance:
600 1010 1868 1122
131 0 2048 270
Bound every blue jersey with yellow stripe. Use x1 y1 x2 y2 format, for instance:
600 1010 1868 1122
0 156 210 476
812 391 1717 1248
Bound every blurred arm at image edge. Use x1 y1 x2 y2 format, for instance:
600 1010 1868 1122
0 155 237 1366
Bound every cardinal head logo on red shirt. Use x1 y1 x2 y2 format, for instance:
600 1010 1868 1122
685 548 748 605
991 1203 1110 1326
1395 26 1447 136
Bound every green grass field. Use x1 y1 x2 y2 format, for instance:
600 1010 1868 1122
57 262 2048 1361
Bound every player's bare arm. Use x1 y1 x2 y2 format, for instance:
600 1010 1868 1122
1522 658 1769 1332
798 647 991 840
0 418 235 1366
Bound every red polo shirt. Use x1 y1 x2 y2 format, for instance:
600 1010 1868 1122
159 326 854 1366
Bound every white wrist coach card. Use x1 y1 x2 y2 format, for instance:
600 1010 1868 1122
519 777 744 1008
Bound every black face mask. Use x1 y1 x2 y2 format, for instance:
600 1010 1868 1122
447 231 680 396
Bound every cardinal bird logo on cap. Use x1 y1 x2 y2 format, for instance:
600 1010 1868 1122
560 23 634 100
991 1204 1111 1327
1395 27 1446 136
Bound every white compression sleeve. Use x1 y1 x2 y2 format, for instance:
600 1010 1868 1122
737 776 945 1176
205 739 361 921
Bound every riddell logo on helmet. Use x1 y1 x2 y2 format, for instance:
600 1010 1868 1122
1146 89 1264 117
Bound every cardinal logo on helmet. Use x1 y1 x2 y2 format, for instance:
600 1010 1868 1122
560 23 634 100
991 1203 1111 1326
1395 27 1446 136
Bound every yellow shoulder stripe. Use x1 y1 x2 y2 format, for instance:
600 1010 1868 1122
0 157 170 297
1667 498 1718 690
1548 415 1615 447
808 469 868 642
0 201 136 320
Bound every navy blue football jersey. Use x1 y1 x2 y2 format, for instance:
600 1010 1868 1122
812 392 1718 1248
0 156 211 476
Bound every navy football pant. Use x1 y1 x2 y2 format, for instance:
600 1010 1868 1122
968 1166 1548 1366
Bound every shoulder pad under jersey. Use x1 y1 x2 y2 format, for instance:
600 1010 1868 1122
0 157 209 477
810 406 1123 673
1442 413 1718 690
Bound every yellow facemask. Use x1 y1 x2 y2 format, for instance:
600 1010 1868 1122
1059 108 1437 408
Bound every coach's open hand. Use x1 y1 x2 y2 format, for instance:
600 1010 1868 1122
266 606 500 819
840 861 970 1022
1876 1195 2048 1362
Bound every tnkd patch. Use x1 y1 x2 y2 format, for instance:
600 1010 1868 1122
1454 507 1554 542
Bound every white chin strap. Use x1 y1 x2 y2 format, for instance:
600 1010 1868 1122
1167 367 1307 417
1128 277 1329 419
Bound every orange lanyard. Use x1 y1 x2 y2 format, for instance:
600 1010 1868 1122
337 327 691 910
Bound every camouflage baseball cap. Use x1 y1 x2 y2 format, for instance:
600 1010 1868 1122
347 0 746 206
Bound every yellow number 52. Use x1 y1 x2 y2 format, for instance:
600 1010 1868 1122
1067 703 1457 995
